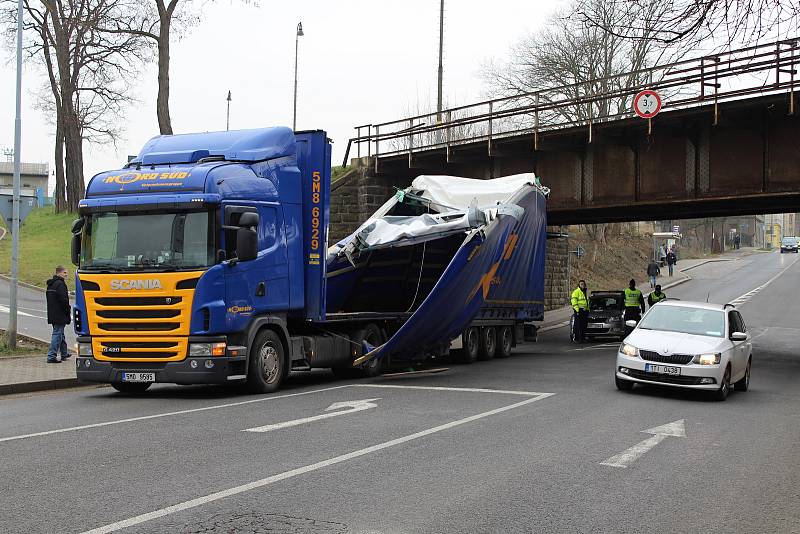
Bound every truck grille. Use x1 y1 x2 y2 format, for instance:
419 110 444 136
640 350 694 365
80 272 202 361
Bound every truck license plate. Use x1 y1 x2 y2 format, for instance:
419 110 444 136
121 372 155 382
645 364 680 375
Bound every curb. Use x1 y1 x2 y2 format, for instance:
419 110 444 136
0 377 87 396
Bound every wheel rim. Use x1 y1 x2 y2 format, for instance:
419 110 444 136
360 329 382 369
486 329 496 354
745 361 751 387
259 343 280 384
467 329 478 355
502 328 512 353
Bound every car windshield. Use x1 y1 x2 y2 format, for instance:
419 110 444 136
782 237 797 245
637 305 725 338
80 210 215 271
590 296 621 311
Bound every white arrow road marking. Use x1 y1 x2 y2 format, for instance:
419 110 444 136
243 398 380 433
600 419 686 468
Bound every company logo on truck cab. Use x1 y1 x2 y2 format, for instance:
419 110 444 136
110 279 163 290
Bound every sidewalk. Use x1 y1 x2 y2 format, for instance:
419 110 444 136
0 355 83 395
538 247 763 333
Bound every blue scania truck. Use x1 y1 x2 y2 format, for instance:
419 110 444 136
71 127 547 393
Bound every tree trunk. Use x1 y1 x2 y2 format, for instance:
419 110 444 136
63 102 84 213
54 114 66 212
156 18 172 135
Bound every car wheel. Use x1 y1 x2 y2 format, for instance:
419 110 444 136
478 327 496 360
615 375 634 391
496 325 513 358
111 382 152 394
734 357 751 392
712 365 731 401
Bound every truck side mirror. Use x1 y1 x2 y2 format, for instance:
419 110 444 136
71 233 81 266
236 227 258 262
238 211 259 228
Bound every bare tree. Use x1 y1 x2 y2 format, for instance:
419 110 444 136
485 0 681 262
484 0 679 128
105 0 201 135
3 0 146 211
575 0 800 49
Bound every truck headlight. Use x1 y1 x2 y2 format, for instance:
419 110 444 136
78 342 93 356
695 353 721 365
621 343 639 357
189 342 226 357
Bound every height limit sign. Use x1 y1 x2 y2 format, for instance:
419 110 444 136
633 90 662 119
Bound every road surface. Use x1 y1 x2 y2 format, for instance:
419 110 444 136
1 250 799 533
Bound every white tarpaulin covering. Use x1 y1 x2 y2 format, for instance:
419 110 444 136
328 173 543 263
410 173 537 210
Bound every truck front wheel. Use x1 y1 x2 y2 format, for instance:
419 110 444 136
246 329 286 394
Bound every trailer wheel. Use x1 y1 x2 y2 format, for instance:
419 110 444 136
458 327 480 364
352 323 384 378
478 327 497 360
496 325 513 358
246 329 286 394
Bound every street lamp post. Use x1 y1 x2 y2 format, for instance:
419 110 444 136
226 90 231 131
7 0 23 349
436 0 444 123
293 22 304 131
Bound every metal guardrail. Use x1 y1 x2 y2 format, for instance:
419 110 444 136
344 38 799 166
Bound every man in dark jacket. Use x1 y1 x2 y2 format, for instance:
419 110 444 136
46 266 71 363
666 250 677 277
646 260 661 288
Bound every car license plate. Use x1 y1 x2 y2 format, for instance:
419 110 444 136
121 372 155 382
589 323 605 328
645 364 680 375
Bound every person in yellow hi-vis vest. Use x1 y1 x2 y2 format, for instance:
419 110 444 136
571 279 589 343
623 279 646 336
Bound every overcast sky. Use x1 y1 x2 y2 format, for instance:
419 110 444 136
0 0 563 190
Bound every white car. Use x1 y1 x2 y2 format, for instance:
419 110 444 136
615 301 752 401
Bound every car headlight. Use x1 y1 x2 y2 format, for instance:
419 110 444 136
78 342 93 356
188 342 226 357
695 353 721 365
621 343 639 357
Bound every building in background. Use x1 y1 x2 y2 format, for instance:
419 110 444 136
0 161 50 207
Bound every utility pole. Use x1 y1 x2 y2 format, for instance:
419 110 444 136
436 0 444 123
226 91 231 131
8 0 23 349
293 22 304 131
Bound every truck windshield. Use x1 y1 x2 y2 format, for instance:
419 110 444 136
80 210 215 271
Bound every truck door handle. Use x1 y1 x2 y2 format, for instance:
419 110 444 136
256 282 266 297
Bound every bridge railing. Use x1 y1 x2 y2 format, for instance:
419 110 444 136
345 38 799 166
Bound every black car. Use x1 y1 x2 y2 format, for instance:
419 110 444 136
585 291 626 341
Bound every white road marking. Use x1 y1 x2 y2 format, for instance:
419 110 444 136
0 385 350 444
600 419 686 468
353 384 547 396
243 398 380 433
570 342 619 352
80 391 554 534
0 304 36 317
727 255 800 307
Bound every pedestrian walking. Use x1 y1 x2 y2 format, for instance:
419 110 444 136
647 260 661 288
623 279 645 336
571 279 589 343
648 284 667 307
659 243 667 265
666 250 677 277
46 265 71 363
